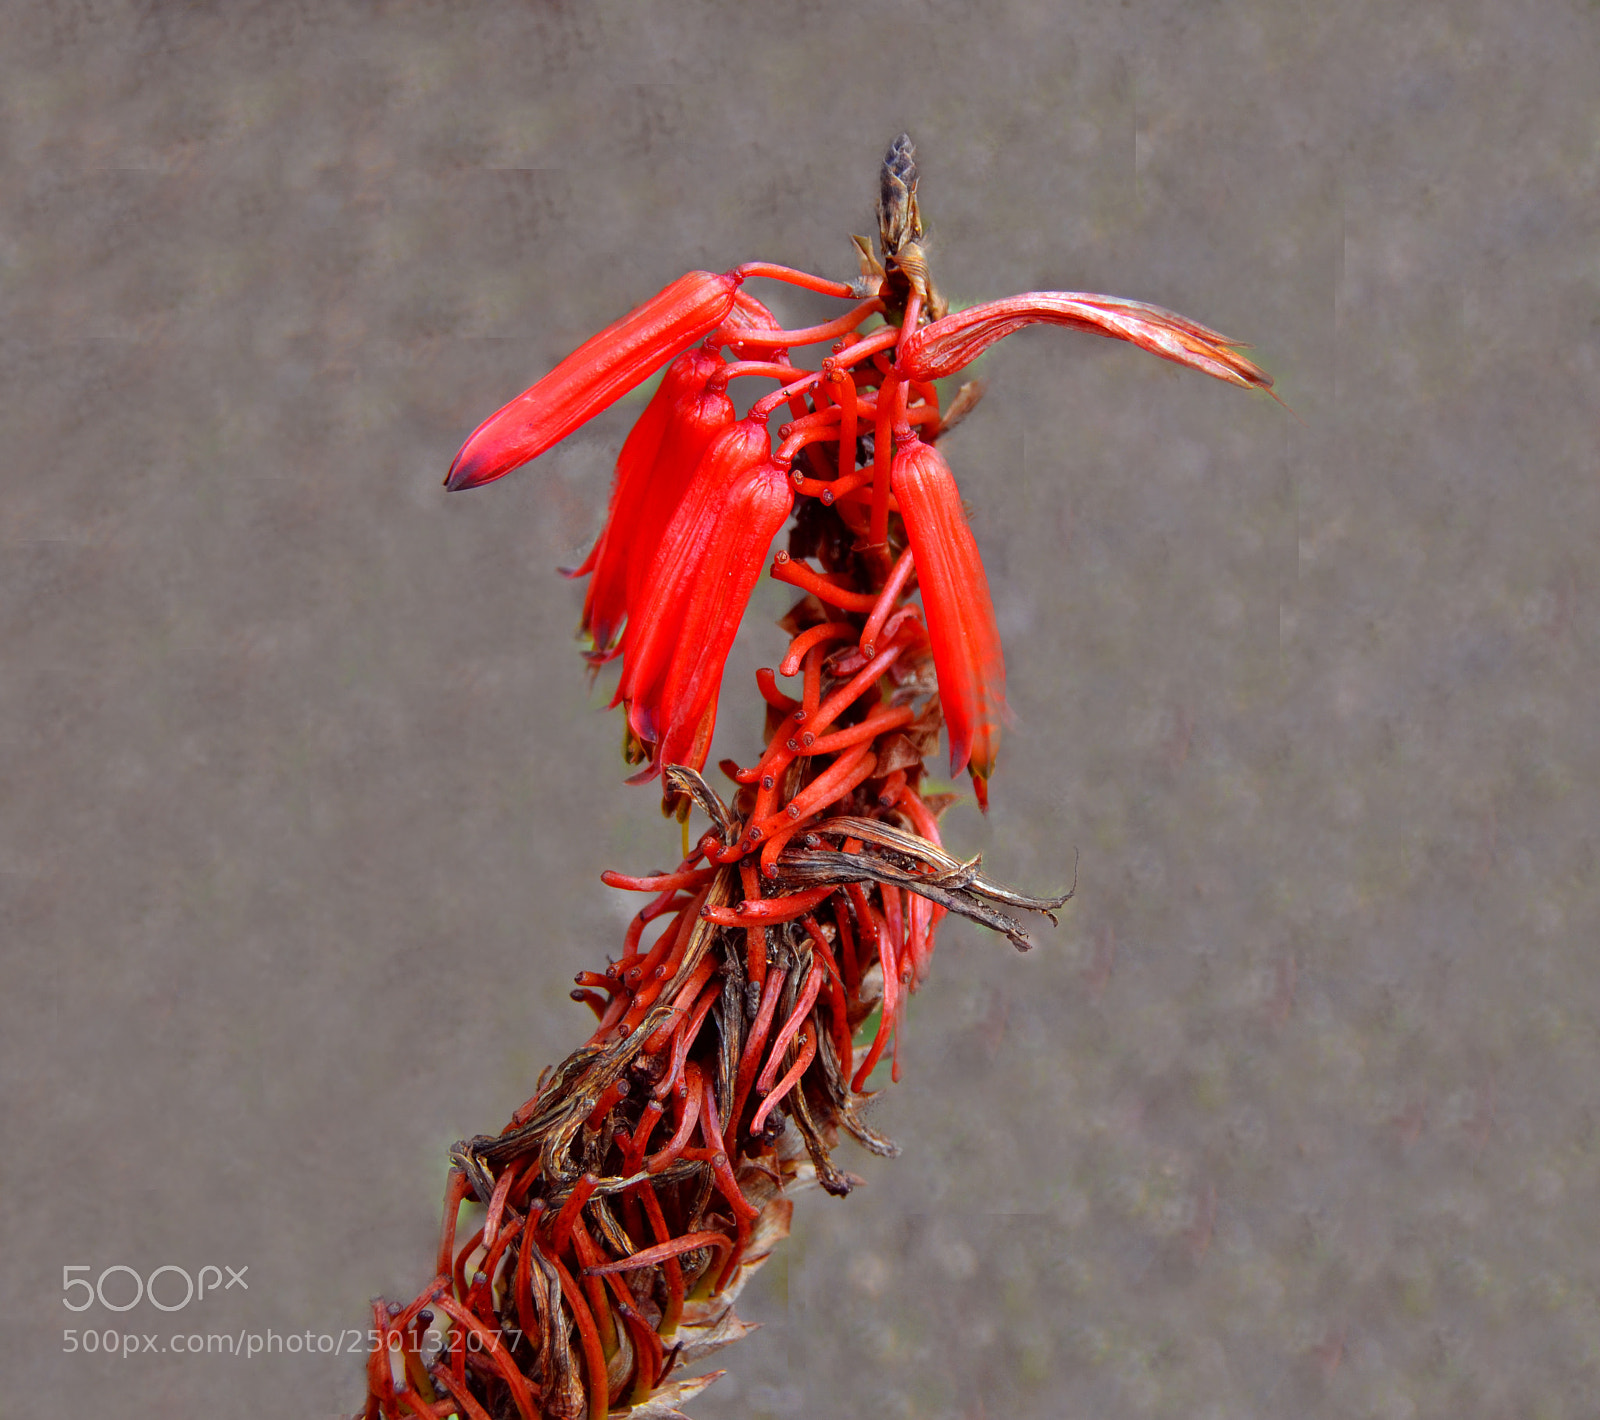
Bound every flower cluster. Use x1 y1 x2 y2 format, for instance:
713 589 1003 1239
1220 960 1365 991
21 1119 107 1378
444 239 1268 806
362 138 1270 1420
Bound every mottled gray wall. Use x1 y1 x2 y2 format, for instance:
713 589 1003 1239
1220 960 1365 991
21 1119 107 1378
6 3 1598 1417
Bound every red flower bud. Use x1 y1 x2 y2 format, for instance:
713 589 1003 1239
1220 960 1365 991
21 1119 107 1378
890 437 1007 788
618 418 776 746
896 290 1272 392
580 348 734 654
445 270 741 491
653 452 794 772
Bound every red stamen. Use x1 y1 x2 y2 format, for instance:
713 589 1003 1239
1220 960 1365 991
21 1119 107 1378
852 1004 895 1094
726 966 789 1149
428 1294 538 1420
808 643 906 736
641 949 720 1054
851 897 899 1092
802 704 915 757
733 261 857 299
764 745 877 835
633 1185 685 1335
769 551 879 611
512 1203 544 1361
365 1300 395 1411
430 1363 496 1420
581 984 633 1047
703 882 837 925
823 324 900 373
750 1026 818 1136
652 978 721 1102
860 549 916 655
755 962 825 1094
571 988 608 1019
730 708 803 787
801 915 853 1077
868 372 906 550
481 1165 517 1253
548 1173 599 1262
582 1229 733 1277
755 666 801 713
707 359 807 389
780 621 856 677
544 1250 611 1420
738 860 767 989
748 372 824 423
833 898 860 995
881 883 904 967
600 865 716 894
801 641 825 719
892 964 911 1082
833 366 858 488
717 296 885 351
892 782 944 846
645 1063 703 1173
876 768 908 807
906 891 934 982
572 1219 665 1402
621 1099 664 1173
435 1169 472 1281
758 817 812 879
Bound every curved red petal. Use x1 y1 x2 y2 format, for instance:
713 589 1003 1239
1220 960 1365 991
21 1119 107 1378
445 270 740 491
890 438 1007 781
896 290 1272 392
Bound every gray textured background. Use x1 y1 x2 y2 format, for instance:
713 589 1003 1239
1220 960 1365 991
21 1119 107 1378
6 3 1599 1417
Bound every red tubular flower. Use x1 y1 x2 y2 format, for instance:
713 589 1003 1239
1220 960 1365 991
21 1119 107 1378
652 453 794 772
580 348 734 654
890 435 1007 793
445 270 742 491
896 290 1273 391
617 417 776 747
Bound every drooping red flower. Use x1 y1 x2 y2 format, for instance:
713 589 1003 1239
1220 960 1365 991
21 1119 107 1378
445 269 742 491
616 417 777 750
890 434 1007 792
896 290 1272 391
579 347 734 655
651 451 794 772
